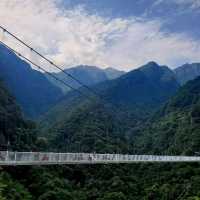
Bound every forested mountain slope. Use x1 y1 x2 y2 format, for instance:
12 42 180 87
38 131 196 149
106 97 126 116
0 80 36 151
0 44 62 118
1 77 200 200
100 61 179 108
1 65 200 200
134 76 200 155
40 61 180 152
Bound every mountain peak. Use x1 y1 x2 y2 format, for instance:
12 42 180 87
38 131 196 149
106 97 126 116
146 61 159 67
139 61 165 74
138 61 174 81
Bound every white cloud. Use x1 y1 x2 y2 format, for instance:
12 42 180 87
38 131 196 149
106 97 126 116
173 0 200 9
153 0 200 11
0 0 199 71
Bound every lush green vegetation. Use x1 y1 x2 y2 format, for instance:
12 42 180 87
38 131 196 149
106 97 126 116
46 101 132 153
2 163 200 200
36 75 200 199
0 80 36 151
1 59 200 199
40 61 180 153
134 77 200 155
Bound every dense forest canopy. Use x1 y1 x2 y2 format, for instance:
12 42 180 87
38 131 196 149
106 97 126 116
133 77 200 156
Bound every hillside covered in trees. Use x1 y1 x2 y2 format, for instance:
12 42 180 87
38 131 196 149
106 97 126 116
134 76 200 156
0 80 36 151
1 44 200 199
39 62 180 152
1 70 200 199
1 0 200 197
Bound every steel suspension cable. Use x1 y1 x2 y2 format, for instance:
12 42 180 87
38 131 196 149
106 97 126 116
0 27 125 112
0 40 95 102
0 26 102 98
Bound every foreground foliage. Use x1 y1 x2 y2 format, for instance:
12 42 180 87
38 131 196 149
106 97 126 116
1 163 200 200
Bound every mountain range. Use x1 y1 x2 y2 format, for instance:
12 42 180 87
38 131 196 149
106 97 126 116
39 61 200 155
1 42 200 122
46 65 124 93
39 61 180 152
0 43 125 118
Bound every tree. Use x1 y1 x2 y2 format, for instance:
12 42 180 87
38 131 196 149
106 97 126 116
98 192 126 200
0 182 6 200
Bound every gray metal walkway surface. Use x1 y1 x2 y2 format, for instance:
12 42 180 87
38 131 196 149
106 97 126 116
1 151 200 165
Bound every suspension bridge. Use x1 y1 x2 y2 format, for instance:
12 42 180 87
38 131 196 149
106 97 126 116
1 151 200 166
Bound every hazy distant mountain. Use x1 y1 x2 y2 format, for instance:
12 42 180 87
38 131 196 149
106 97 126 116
174 63 200 85
0 44 62 118
103 67 125 79
47 65 124 93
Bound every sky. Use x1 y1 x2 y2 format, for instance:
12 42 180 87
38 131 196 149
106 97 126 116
0 0 200 71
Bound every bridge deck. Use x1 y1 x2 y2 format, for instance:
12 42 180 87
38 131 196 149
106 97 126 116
0 151 200 165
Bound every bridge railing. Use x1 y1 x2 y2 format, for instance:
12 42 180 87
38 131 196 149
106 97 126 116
1 151 200 165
